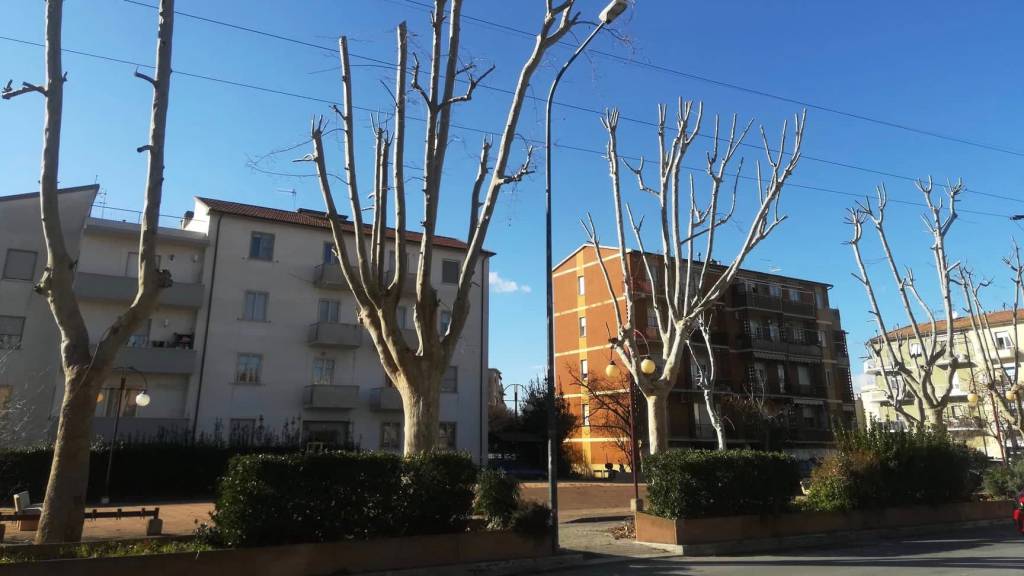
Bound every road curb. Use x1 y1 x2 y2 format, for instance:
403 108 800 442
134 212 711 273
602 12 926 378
358 553 585 576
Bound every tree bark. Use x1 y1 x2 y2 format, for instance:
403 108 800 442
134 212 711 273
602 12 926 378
646 391 670 454
398 371 441 453
925 406 945 428
36 367 102 543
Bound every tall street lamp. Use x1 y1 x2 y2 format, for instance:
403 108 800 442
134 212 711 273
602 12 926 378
100 366 151 505
544 0 628 552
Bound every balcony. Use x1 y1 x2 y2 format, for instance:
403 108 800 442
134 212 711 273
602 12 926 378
948 416 984 432
731 286 816 318
688 331 729 347
787 427 835 443
864 358 883 374
303 385 360 409
314 263 349 290
115 345 196 374
737 332 822 358
385 270 419 295
370 386 403 411
307 322 362 348
782 299 816 318
791 383 828 399
74 272 204 308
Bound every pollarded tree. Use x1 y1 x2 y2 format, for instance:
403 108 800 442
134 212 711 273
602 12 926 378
303 0 581 453
583 103 806 453
2 0 176 543
848 180 964 429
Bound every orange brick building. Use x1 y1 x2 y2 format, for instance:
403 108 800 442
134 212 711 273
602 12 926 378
553 245 855 474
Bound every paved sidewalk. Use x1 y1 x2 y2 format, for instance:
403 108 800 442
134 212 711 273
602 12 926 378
1 501 213 544
559 519 675 560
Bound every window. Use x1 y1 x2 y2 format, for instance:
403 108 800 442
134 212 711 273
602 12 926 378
398 306 409 329
3 249 36 281
442 259 460 285
126 319 151 348
647 306 658 328
440 310 452 333
995 331 1013 350
691 357 709 386
801 405 821 429
102 387 138 418
318 299 340 323
243 291 269 321
578 317 587 337
909 342 922 357
777 365 786 393
303 420 352 447
0 385 10 410
581 359 589 380
229 419 256 446
322 242 337 264
769 284 781 298
815 288 825 309
381 422 401 450
442 366 458 393
797 365 811 388
788 288 801 302
0 316 25 350
825 368 833 391
439 422 457 450
577 276 585 295
236 353 263 384
582 403 590 426
249 232 275 261
312 358 335 386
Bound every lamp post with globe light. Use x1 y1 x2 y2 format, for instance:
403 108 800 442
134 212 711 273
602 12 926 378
101 366 151 504
604 331 657 511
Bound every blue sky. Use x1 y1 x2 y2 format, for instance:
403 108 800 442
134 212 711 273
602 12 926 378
3 1 1024 394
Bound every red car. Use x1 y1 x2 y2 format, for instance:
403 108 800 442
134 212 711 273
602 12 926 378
1015 491 1024 534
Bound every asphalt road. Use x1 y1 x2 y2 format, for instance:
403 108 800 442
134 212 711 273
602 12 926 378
550 524 1024 575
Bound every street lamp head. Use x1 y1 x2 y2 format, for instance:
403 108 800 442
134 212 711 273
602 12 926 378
135 390 151 407
966 392 979 406
640 357 657 376
599 0 629 24
605 362 621 379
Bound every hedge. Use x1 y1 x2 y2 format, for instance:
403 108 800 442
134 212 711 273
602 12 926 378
0 443 297 503
644 449 800 519
982 458 1024 499
211 451 477 547
803 427 985 512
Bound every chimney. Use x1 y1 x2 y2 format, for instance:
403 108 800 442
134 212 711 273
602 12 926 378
180 210 194 229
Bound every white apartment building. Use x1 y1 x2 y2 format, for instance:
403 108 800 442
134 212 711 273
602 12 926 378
0 186 491 462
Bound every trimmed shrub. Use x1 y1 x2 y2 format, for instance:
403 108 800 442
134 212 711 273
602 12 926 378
211 450 477 547
803 427 983 512
475 468 521 529
0 443 299 503
644 449 800 519
510 501 552 540
982 459 1024 499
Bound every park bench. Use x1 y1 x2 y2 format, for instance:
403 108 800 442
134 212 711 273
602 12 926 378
0 491 162 540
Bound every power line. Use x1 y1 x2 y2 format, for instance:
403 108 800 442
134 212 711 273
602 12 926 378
118 0 1024 205
396 0 1024 159
0 35 1011 222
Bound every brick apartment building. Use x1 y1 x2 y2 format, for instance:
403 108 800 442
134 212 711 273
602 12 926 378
553 245 855 473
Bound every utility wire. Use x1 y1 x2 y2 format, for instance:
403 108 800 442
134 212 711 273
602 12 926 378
396 0 1024 159
118 0 1024 205
0 35 1011 222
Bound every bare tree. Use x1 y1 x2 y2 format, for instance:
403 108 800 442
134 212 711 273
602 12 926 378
582 103 806 453
724 369 793 451
3 0 175 543
848 179 964 429
956 257 1024 443
301 0 579 453
569 366 639 471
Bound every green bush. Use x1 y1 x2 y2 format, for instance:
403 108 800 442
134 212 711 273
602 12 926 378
510 501 552 540
644 449 800 519
211 451 476 547
475 468 521 529
0 443 298 502
982 459 1024 499
803 427 982 512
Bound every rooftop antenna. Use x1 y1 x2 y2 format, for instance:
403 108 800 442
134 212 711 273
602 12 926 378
276 188 297 211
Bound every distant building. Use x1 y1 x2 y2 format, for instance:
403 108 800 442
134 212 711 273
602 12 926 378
553 245 855 474
0 187 491 462
860 310 1022 459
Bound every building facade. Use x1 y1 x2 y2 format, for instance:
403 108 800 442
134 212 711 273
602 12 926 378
553 245 855 474
0 188 490 462
860 310 1022 460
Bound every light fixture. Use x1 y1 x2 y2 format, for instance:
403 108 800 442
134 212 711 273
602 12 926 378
640 357 657 375
599 0 629 24
135 390 151 407
966 392 979 406
1007 389 1018 402
96 392 105 404
605 362 621 379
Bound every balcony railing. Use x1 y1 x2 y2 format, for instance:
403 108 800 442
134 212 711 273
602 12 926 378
385 270 419 295
688 331 729 347
74 272 204 308
947 416 984 432
792 383 828 398
307 322 362 348
370 386 403 411
314 263 349 290
732 285 816 317
303 385 360 409
115 345 196 374
736 331 822 357
787 427 835 442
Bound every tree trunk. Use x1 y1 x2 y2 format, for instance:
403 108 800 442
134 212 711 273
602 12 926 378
703 389 727 451
36 366 102 543
646 391 670 454
398 371 441 454
925 406 945 429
